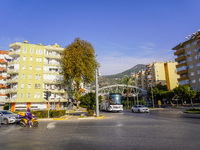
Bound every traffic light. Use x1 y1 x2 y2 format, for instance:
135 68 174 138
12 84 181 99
48 91 51 97
44 91 49 100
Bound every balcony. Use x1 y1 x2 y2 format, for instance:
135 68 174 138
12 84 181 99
44 62 61 67
176 63 187 68
9 50 21 57
43 71 61 75
7 69 19 74
178 76 189 82
6 78 18 83
175 56 186 62
48 89 65 94
147 75 152 79
8 60 20 65
174 49 185 55
43 79 64 84
6 89 17 94
177 70 188 75
44 54 62 60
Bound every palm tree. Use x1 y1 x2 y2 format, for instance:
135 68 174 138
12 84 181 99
121 76 135 108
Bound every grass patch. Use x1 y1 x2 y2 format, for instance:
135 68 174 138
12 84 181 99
185 108 200 114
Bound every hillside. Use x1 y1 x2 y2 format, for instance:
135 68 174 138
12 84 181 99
91 64 147 88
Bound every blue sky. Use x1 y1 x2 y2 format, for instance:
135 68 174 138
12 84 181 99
0 0 200 75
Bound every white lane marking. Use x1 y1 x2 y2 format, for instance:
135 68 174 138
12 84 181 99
47 122 56 129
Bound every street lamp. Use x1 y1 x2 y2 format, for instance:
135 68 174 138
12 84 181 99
95 68 100 117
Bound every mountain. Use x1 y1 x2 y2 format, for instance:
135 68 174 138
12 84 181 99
91 64 147 88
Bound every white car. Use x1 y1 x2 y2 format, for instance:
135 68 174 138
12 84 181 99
0 110 21 124
131 105 149 113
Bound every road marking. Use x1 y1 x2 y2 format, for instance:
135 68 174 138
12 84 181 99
47 122 56 129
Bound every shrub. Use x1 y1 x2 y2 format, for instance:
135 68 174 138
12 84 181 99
3 104 9 110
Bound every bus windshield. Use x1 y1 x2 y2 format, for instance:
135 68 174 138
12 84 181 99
109 93 122 105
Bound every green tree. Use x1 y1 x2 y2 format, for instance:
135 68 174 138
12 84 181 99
61 38 99 101
121 76 135 108
186 90 196 106
79 92 102 116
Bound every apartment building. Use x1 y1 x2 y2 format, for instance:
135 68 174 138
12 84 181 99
0 50 10 105
136 61 179 91
6 41 68 111
172 30 200 95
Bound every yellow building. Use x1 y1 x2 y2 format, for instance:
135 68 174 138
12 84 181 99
136 61 179 90
6 41 68 111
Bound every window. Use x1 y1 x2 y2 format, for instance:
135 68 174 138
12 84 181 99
191 72 195 76
193 40 197 45
197 70 200 74
23 56 26 61
188 57 192 62
38 84 40 89
21 84 24 89
36 66 38 71
29 74 32 79
22 65 25 70
191 79 196 83
28 93 30 98
39 58 42 62
39 66 41 71
36 49 39 54
28 83 31 88
187 51 191 55
22 74 24 79
30 48 33 53
35 84 37 89
39 75 41 80
194 47 199 52
36 57 38 62
30 57 33 61
197 62 200 67
52 85 54 89
21 93 23 98
189 65 193 69
195 55 199 59
34 93 40 98
23 48 26 53
29 65 32 70
186 44 190 48
40 50 43 54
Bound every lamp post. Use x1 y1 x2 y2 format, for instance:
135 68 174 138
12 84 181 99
95 68 100 117
151 82 155 108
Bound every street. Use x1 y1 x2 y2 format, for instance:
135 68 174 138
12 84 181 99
0 108 200 150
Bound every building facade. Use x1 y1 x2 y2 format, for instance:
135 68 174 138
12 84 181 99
136 61 179 91
172 30 200 95
0 50 10 105
6 41 68 111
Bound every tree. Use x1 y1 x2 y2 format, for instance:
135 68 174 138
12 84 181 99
79 92 102 116
61 38 99 101
121 76 135 108
186 90 196 106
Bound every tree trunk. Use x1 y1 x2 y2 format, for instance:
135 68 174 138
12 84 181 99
190 98 194 106
127 88 129 108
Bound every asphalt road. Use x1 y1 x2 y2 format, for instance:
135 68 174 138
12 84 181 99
0 108 200 150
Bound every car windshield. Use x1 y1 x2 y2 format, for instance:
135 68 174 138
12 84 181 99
1 111 14 114
138 105 145 108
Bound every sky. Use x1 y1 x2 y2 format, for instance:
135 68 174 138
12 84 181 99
0 0 200 75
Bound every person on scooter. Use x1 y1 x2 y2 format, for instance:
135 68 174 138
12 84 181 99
25 107 32 127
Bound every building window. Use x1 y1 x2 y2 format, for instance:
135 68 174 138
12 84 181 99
197 62 200 67
21 84 24 89
193 40 197 45
40 49 43 54
30 48 33 53
188 57 192 62
30 57 33 61
197 70 200 74
39 75 41 80
36 66 38 71
35 75 38 80
52 85 54 89
189 65 193 69
191 79 196 83
23 56 26 61
195 55 199 59
28 93 30 98
194 47 199 52
35 84 37 89
22 65 25 70
36 57 38 62
30 65 32 70
186 44 190 48
187 51 191 55
39 58 42 62
21 93 23 98
38 84 40 89
39 66 41 71
34 93 40 98
191 72 195 76
23 48 26 53
29 74 32 79
22 74 24 79
28 83 31 88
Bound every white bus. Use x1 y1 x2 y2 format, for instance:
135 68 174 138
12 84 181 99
100 93 123 112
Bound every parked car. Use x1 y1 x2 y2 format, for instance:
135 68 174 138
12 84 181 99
0 110 21 125
131 105 149 113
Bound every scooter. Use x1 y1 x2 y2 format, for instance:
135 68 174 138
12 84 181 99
18 112 39 127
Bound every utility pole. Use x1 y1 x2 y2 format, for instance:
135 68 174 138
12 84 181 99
151 82 154 108
95 68 99 117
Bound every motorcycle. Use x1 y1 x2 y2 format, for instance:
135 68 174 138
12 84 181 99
18 112 39 127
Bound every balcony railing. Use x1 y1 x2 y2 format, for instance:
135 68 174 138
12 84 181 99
9 50 21 56
177 70 188 75
8 60 20 65
6 78 18 83
43 71 61 75
178 76 189 82
6 88 18 93
44 62 61 67
44 54 62 59
174 49 185 55
43 79 64 84
7 69 19 74
175 56 186 62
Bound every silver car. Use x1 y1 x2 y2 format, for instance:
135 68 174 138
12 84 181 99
131 105 149 113
0 110 21 125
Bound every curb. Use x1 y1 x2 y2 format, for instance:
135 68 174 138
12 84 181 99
78 115 104 120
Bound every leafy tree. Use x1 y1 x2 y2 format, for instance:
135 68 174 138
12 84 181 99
186 90 196 106
61 38 99 100
79 92 102 116
121 76 135 108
